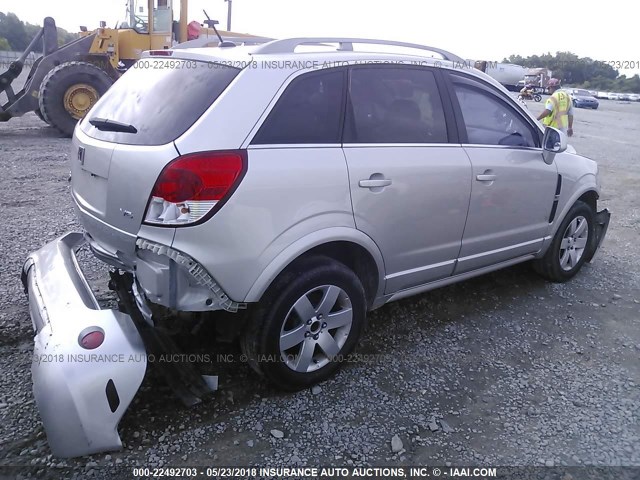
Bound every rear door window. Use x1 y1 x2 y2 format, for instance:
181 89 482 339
80 58 239 145
345 67 448 143
251 69 346 145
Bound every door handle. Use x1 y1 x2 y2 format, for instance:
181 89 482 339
476 174 497 182
359 179 392 188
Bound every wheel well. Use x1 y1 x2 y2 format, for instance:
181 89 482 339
577 190 598 212
286 242 380 309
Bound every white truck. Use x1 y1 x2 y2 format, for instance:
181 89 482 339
472 61 527 91
521 68 553 90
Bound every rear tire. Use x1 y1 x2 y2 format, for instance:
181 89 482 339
39 61 114 137
533 201 596 282
241 256 367 391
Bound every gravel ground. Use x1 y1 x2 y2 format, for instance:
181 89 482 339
0 83 639 479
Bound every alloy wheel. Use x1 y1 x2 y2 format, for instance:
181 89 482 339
559 215 589 271
279 285 353 373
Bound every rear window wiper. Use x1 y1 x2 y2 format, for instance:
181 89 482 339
89 117 138 134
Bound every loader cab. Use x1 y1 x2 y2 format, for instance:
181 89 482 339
120 0 172 35
116 0 185 66
1 0 192 135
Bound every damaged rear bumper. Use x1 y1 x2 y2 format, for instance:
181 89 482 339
21 232 147 458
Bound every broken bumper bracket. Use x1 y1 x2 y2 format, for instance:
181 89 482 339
108 269 218 407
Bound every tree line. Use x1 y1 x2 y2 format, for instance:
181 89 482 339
504 51 640 93
0 12 77 52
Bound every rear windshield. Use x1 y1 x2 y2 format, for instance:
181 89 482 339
80 58 239 145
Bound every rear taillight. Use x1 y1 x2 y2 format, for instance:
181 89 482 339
144 150 246 226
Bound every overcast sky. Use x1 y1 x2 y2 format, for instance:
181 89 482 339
2 0 639 76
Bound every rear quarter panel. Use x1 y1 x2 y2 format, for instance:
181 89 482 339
173 65 293 154
170 147 356 302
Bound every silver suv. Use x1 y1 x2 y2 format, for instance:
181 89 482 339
23 38 610 457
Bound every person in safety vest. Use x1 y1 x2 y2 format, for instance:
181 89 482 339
536 78 574 137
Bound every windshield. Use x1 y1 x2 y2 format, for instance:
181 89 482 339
575 89 591 96
118 0 148 32
117 0 172 33
81 58 239 145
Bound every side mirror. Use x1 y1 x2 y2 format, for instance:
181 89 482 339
542 127 567 164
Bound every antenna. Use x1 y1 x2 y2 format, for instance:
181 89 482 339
202 9 236 47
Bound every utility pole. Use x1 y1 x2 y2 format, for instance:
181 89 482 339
224 0 232 31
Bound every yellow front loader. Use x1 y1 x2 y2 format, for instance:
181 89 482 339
0 0 262 136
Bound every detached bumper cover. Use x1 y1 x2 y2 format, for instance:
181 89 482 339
21 232 147 458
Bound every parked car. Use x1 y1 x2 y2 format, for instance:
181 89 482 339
629 93 640 102
607 92 619 100
569 89 599 109
22 37 611 458
618 93 631 101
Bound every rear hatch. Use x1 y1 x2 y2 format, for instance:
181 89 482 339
71 55 240 262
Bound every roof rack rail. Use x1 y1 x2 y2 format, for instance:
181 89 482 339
251 37 466 63
174 36 274 49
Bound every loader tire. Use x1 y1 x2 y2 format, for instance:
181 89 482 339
34 108 47 123
39 61 114 137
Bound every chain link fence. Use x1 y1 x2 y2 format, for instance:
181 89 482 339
1 52 37 103
0 50 40 67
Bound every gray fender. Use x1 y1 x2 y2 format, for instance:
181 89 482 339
244 226 386 305
539 174 599 254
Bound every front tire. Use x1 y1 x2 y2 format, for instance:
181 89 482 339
241 256 367 391
39 61 114 137
533 201 596 282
